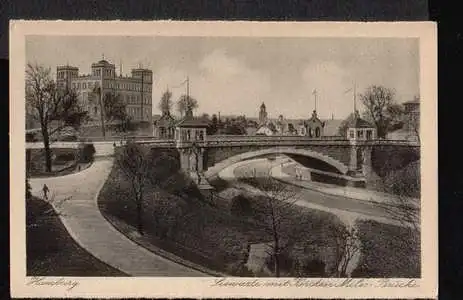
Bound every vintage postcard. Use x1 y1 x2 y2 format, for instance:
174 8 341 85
10 21 437 298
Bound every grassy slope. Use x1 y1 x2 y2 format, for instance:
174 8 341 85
26 196 126 276
98 166 268 275
99 156 348 277
239 177 421 278
353 219 420 278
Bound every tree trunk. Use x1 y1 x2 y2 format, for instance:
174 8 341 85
272 226 281 277
136 198 143 235
41 125 52 172
99 90 106 139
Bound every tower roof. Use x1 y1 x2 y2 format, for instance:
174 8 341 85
260 102 266 109
176 115 210 128
92 59 114 67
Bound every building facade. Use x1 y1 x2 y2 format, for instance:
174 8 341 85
297 110 325 138
403 98 420 136
258 102 268 125
56 59 153 124
346 110 376 141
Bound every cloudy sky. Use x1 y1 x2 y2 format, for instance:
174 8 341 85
26 36 419 120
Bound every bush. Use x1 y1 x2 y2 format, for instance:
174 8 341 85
26 178 32 200
353 219 420 277
79 143 96 163
54 153 75 164
299 259 326 277
230 195 253 216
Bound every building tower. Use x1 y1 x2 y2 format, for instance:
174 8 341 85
259 102 268 125
132 68 154 123
91 59 116 81
56 65 79 90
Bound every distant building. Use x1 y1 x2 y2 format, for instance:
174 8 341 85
153 110 176 139
322 119 344 137
297 110 325 138
56 58 153 124
346 110 376 141
258 102 268 125
175 107 209 143
256 123 277 135
403 97 420 139
387 97 420 141
275 114 297 135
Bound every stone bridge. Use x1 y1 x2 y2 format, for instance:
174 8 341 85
138 135 420 182
26 135 420 184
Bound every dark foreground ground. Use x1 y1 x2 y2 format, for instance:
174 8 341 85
26 196 126 276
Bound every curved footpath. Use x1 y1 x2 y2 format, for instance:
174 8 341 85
29 157 206 277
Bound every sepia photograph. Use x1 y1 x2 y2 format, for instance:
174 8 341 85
10 21 437 299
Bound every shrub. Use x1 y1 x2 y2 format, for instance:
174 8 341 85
26 178 32 200
79 143 96 163
54 153 75 164
230 195 253 216
299 259 326 277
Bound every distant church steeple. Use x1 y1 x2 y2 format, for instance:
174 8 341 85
259 102 268 125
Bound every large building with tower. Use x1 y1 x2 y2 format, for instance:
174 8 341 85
56 58 153 124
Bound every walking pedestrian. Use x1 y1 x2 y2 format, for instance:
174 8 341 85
42 184 49 200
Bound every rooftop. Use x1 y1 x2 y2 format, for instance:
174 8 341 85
348 111 374 128
176 115 210 128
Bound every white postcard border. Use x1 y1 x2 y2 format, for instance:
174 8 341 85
10 20 437 299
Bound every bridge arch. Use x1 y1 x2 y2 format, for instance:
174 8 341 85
204 146 348 178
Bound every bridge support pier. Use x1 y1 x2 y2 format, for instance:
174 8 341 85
361 146 373 176
349 145 358 173
179 147 205 174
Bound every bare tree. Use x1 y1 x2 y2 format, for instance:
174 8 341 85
102 91 132 134
177 95 198 117
330 225 361 277
91 86 106 138
360 85 403 139
26 63 88 172
375 161 421 235
158 89 173 114
245 171 300 277
115 142 151 235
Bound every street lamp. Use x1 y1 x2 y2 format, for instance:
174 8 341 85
191 142 201 184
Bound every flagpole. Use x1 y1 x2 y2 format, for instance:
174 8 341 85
186 76 190 100
353 81 357 113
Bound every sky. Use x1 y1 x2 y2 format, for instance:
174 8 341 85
26 36 419 120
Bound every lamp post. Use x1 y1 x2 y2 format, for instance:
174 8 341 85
191 142 201 184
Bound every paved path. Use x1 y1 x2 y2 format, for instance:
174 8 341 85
220 157 411 228
29 158 206 277
274 161 419 207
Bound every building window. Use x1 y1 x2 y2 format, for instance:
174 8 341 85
308 128 313 137
94 106 98 115
83 83 86 89
357 130 364 138
366 130 372 140
315 127 321 137
349 130 355 139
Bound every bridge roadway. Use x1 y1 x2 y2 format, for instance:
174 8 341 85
26 135 420 149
